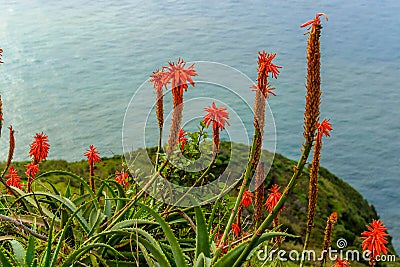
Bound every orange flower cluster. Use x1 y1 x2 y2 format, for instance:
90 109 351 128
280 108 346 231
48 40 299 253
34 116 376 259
149 70 166 92
84 145 101 167
84 145 101 192
265 184 283 213
204 102 230 153
25 162 40 179
240 190 253 208
361 219 389 263
162 58 196 105
317 119 333 140
5 166 22 194
301 13 328 32
115 169 129 189
25 132 50 192
257 51 281 80
159 59 197 156
178 128 187 151
29 133 50 164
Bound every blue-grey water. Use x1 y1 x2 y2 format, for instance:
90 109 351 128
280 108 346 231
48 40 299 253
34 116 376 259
1 0 399 251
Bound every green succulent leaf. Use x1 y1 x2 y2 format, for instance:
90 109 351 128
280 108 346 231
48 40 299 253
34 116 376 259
8 240 25 266
195 206 210 259
0 247 14 267
25 219 36 267
136 203 187 267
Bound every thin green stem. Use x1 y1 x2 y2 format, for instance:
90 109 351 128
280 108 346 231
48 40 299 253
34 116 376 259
152 127 163 207
300 233 311 267
207 198 219 234
31 191 50 231
232 141 313 267
212 129 260 263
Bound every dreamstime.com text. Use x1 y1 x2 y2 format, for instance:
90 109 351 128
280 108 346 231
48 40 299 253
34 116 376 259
257 238 397 263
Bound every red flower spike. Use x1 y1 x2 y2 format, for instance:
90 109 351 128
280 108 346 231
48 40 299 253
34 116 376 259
115 169 129 188
251 84 277 98
25 162 40 179
6 166 22 194
178 128 188 150
240 190 253 208
258 51 282 79
265 184 283 213
301 13 328 29
162 58 197 93
204 102 230 131
331 258 351 267
231 223 241 236
361 219 390 260
29 133 50 163
149 70 167 91
317 119 333 140
84 145 101 166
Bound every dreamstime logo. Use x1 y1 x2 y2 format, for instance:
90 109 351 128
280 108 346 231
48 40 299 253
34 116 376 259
336 238 347 249
122 61 276 207
257 238 397 263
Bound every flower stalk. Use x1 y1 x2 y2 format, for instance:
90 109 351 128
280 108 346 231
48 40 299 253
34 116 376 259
302 119 332 256
162 59 197 156
320 212 338 266
84 145 101 193
213 51 280 262
253 163 265 226
232 140 314 267
302 13 327 145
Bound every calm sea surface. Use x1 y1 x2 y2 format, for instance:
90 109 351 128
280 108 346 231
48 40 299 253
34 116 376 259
1 0 399 250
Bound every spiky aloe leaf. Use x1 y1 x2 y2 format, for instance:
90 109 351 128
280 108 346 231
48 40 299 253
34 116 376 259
25 192 90 234
45 181 60 195
8 240 25 266
110 219 157 230
195 206 210 259
64 181 71 198
215 232 299 267
12 188 56 220
42 216 57 267
138 242 155 266
103 192 112 219
107 180 127 211
50 204 86 267
34 170 99 210
104 260 143 267
0 246 14 267
61 243 123 267
25 219 36 267
89 208 105 235
138 236 171 267
136 203 188 267
73 193 91 206
194 252 211 267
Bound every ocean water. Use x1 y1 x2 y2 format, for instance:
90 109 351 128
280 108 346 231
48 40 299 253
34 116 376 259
1 0 399 250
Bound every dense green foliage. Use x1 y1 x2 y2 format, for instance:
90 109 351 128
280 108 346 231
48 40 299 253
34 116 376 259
1 143 397 266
